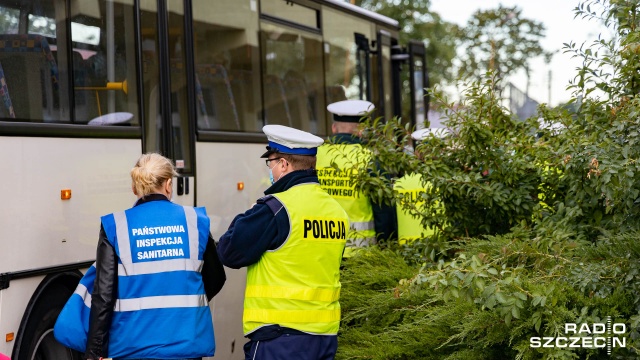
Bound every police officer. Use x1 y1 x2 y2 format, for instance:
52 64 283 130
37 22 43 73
394 128 446 244
316 100 397 247
83 153 225 360
217 125 349 360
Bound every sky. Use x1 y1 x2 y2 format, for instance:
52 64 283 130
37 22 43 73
429 0 610 106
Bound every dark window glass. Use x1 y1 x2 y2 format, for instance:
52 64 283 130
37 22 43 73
0 0 138 125
192 0 262 132
260 22 325 135
322 8 372 103
140 0 161 151
166 0 192 173
413 58 425 126
0 0 70 122
261 0 318 29
71 0 139 126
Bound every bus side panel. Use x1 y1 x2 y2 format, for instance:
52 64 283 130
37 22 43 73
196 141 265 360
0 277 42 356
0 137 141 273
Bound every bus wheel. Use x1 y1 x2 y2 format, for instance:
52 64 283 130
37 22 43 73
16 285 82 360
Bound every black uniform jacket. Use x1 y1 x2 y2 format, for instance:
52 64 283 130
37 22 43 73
84 194 226 360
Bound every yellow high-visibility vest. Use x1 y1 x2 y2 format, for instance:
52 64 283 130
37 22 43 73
243 184 349 335
316 143 375 246
394 173 435 244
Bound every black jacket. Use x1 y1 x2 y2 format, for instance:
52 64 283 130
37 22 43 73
84 194 225 359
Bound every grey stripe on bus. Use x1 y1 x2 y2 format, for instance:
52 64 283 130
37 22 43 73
113 294 207 312
117 258 204 276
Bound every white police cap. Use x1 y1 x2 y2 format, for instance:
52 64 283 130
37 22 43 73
411 128 450 141
261 125 325 158
327 100 375 123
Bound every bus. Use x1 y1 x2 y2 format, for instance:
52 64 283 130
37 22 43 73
0 0 429 359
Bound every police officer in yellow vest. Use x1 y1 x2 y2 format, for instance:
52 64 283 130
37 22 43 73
316 100 397 248
394 128 445 243
217 125 349 360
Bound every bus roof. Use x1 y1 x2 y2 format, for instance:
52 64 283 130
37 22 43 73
321 0 400 28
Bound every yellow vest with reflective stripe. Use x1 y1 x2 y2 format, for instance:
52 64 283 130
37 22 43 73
316 144 375 246
394 173 435 244
243 183 348 335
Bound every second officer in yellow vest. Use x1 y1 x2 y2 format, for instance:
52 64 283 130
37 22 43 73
395 128 447 243
316 100 397 249
217 125 349 360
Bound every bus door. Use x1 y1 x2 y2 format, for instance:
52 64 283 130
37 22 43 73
408 40 429 129
140 0 195 206
374 30 393 121
355 33 372 101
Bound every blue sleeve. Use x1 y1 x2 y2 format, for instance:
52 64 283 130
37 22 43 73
217 202 290 269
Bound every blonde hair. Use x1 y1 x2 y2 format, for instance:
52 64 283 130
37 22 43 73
131 153 178 197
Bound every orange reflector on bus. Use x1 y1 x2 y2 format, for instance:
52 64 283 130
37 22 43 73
61 189 72 200
237 182 244 191
6 332 14 342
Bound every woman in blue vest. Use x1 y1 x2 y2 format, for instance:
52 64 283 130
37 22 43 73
84 153 225 360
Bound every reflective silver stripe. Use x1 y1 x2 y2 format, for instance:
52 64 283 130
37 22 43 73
74 284 91 307
114 211 132 265
347 237 377 247
113 294 207 312
351 221 374 231
117 258 203 276
183 206 200 260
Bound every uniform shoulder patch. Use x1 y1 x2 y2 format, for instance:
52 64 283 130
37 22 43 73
257 195 284 215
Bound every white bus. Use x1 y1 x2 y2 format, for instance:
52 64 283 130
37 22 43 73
0 0 429 359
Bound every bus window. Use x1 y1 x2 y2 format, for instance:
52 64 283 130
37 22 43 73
0 0 70 122
70 0 139 126
140 0 193 173
0 0 138 125
192 0 262 132
166 0 192 173
413 58 425 125
261 0 319 29
260 22 325 136
379 31 393 121
322 8 373 104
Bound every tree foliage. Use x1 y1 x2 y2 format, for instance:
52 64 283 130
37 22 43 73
337 2 640 359
457 5 548 88
354 0 459 86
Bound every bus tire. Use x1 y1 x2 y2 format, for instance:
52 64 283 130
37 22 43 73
15 282 82 360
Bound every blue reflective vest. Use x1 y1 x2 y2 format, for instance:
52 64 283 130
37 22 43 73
54 263 96 352
102 201 215 359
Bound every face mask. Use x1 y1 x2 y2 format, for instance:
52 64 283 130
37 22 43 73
269 159 282 185
268 159 281 185
269 167 275 185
